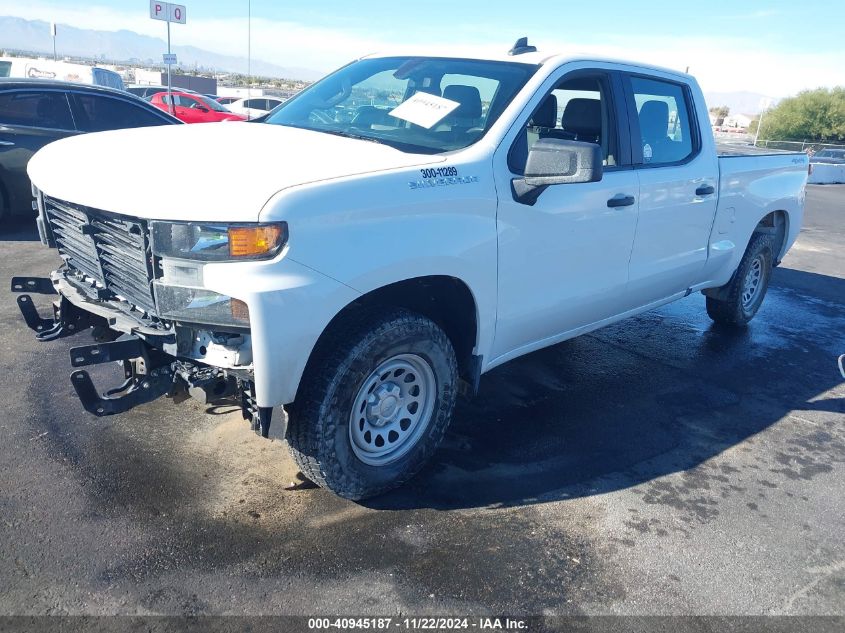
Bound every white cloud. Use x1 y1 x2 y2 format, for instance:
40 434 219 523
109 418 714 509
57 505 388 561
1 1 843 96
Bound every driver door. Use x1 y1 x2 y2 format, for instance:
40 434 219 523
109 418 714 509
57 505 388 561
173 95 203 123
491 68 640 361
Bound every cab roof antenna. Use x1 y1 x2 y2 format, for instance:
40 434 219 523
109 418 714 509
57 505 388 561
509 37 537 56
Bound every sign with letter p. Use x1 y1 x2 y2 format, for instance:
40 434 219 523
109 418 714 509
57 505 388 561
150 1 167 21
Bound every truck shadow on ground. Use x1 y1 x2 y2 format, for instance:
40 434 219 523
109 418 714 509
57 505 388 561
368 268 845 511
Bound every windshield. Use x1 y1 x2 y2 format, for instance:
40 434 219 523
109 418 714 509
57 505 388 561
196 94 230 112
264 56 538 153
816 149 845 158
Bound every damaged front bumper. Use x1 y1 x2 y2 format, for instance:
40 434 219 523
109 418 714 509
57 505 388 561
10 273 283 439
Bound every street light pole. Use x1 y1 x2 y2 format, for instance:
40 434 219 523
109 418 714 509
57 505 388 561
167 19 173 114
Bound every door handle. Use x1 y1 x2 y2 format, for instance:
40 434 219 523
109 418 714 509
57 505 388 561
0 140 14 147
607 194 635 208
695 185 715 196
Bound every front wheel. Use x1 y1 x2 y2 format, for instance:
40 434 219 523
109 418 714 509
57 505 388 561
286 307 458 500
706 232 774 326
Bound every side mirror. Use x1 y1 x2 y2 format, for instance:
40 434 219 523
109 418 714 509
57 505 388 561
512 138 603 205
197 106 209 113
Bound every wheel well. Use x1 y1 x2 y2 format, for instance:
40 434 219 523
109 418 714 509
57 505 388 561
754 210 788 263
309 276 480 390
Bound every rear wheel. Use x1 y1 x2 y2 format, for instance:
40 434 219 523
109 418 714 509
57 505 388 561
287 307 458 500
706 232 774 326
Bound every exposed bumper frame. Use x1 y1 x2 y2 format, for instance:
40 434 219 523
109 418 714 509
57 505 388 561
10 275 281 438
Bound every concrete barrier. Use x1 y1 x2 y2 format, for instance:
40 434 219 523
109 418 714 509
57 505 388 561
809 163 845 184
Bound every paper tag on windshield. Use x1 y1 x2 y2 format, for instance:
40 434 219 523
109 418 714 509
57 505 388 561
389 92 460 129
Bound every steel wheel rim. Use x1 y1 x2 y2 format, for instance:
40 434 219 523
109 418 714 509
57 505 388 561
742 255 764 309
349 353 437 467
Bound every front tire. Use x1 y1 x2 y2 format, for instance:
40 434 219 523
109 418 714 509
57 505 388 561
706 232 774 326
287 307 458 500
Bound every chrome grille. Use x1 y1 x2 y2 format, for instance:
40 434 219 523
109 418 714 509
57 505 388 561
44 197 157 313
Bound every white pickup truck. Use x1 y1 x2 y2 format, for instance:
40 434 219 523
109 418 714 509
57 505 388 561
16 40 808 499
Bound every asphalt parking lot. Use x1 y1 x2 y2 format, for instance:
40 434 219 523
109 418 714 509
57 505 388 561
0 186 843 617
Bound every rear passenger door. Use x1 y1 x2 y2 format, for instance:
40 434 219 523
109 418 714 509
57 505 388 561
69 92 175 131
623 74 719 303
0 90 77 215
492 68 640 360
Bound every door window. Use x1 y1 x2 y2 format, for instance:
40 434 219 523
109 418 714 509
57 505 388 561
0 91 74 130
162 94 192 107
509 74 619 173
629 76 695 165
72 94 170 131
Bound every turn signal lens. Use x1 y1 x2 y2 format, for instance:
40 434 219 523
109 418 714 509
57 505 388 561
230 298 250 323
228 224 286 258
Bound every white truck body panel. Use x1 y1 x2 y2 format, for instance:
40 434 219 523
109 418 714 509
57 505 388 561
26 52 808 408
27 123 447 222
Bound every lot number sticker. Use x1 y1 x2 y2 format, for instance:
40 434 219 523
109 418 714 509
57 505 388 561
389 92 460 129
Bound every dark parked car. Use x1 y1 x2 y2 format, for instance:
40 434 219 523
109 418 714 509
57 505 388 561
0 79 180 221
810 148 845 165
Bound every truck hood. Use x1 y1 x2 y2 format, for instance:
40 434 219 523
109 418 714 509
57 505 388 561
27 122 446 222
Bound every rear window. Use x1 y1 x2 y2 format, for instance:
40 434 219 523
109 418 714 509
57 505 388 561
0 90 74 130
0 61 11 78
92 68 124 90
629 75 696 165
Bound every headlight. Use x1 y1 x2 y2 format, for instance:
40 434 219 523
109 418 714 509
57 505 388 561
153 282 250 327
151 221 287 261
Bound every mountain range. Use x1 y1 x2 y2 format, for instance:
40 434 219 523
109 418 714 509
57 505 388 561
1 16 779 111
0 16 325 81
702 91 776 116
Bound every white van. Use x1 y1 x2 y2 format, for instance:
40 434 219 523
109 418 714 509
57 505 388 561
0 57 125 90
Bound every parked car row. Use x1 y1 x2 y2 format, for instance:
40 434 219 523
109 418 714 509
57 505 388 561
145 91 247 123
0 79 180 220
225 97 285 119
127 87 286 122
0 75 301 221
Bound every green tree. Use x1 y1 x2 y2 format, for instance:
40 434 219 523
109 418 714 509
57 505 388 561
757 87 845 141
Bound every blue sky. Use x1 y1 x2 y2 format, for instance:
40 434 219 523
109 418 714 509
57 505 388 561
1 0 843 96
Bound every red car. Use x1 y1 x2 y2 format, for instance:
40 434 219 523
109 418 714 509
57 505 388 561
147 91 246 123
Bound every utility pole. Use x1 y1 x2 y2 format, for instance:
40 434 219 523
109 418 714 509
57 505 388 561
753 110 765 147
247 0 252 118
50 22 57 61
754 97 774 147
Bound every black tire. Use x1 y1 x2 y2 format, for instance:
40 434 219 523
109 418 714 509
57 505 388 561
706 232 774 326
287 307 458 500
